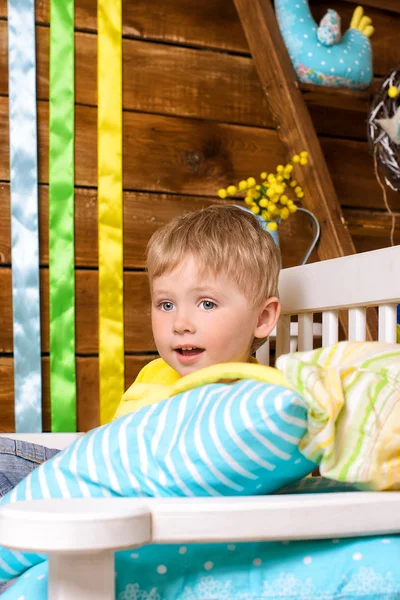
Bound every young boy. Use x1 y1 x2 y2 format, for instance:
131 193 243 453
0 204 281 495
113 203 281 416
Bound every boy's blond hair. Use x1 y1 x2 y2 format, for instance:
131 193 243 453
146 204 281 353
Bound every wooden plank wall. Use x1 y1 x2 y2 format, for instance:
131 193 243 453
1 0 399 432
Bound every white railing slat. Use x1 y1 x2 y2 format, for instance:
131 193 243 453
322 310 339 346
378 304 397 343
298 313 314 351
348 307 367 342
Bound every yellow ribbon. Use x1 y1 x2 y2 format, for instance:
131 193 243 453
98 0 125 424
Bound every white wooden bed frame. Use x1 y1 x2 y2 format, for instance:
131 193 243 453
1 246 399 600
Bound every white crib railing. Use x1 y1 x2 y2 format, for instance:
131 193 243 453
272 245 400 359
0 246 399 600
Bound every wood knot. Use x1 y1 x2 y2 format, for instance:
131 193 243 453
184 151 204 173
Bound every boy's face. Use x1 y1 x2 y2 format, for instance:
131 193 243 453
151 256 279 376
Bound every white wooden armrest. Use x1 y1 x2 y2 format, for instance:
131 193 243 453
1 493 400 600
147 492 400 543
0 499 151 600
0 433 82 450
4 494 400 557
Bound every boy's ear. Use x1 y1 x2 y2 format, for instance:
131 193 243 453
253 297 281 339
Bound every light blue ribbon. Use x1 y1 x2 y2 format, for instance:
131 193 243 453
8 0 42 432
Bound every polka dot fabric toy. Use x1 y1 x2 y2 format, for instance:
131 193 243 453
275 1 374 89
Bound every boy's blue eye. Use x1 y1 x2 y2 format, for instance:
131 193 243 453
161 301 174 311
201 300 216 310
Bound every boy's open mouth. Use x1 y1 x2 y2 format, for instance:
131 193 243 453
174 346 205 357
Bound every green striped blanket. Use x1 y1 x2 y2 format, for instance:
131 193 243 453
277 341 400 491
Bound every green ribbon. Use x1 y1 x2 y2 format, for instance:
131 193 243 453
49 0 76 431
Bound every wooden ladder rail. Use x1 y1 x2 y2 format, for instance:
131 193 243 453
233 0 377 338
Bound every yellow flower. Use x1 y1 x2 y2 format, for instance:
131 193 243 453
267 221 278 231
216 154 308 223
269 204 278 215
388 86 399 99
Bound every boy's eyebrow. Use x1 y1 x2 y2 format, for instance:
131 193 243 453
152 285 222 296
191 285 225 297
195 287 218 293
151 289 172 298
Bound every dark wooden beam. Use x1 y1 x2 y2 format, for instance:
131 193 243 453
233 0 378 338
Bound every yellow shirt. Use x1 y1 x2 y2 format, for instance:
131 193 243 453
113 357 291 420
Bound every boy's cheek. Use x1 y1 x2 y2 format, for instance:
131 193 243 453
151 313 164 342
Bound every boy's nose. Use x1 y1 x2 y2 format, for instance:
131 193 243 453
172 312 196 334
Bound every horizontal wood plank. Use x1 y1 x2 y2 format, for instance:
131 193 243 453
299 82 374 114
0 269 155 355
0 22 371 139
0 355 155 433
0 0 249 52
0 24 269 129
0 98 398 212
345 209 400 250
0 184 221 267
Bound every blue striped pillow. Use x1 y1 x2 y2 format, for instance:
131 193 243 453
0 379 315 582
